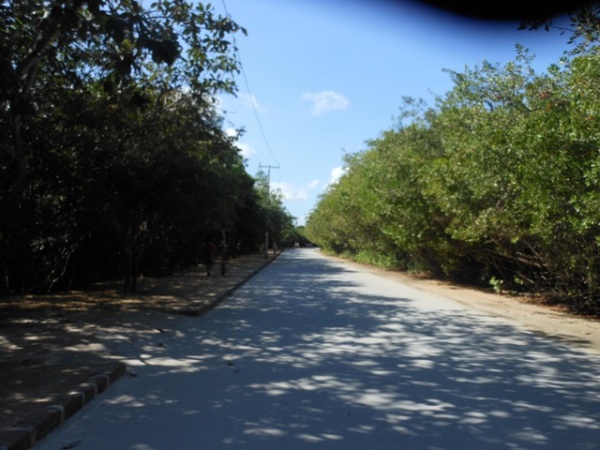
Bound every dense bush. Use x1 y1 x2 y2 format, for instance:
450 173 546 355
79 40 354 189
307 40 600 314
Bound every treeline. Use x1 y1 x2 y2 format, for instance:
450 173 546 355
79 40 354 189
306 16 600 314
0 1 294 295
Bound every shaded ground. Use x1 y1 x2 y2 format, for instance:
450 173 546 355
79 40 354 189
0 253 274 449
2 249 600 449
29 248 600 450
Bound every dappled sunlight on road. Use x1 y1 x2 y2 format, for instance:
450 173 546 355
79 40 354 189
152 249 599 449
34 249 600 450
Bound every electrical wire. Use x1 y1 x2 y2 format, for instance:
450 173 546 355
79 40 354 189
221 0 279 166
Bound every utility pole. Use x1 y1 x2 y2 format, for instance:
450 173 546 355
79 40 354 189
259 163 279 258
259 163 279 191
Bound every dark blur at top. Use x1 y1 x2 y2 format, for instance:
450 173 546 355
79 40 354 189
391 0 596 22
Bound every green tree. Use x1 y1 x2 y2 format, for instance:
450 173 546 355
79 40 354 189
307 42 600 313
520 2 600 52
0 0 248 294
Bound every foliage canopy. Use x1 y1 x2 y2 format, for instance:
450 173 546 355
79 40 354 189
307 11 600 314
0 0 294 295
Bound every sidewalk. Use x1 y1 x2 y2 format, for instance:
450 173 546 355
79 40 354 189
0 252 279 450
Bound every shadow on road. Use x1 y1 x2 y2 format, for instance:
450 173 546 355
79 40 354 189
36 249 600 450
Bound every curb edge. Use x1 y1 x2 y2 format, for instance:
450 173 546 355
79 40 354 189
0 362 126 450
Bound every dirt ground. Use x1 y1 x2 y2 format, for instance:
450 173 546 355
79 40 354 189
2 250 600 448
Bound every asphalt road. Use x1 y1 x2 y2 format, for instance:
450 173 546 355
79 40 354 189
33 248 600 449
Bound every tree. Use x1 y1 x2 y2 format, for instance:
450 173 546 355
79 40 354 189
252 170 295 251
307 41 600 313
1 0 243 192
519 1 600 52
0 1 248 294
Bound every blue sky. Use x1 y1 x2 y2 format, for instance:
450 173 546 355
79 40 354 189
215 0 572 226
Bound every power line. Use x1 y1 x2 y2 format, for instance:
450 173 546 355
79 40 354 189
221 0 279 166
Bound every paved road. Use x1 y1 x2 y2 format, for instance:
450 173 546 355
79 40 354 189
34 248 600 449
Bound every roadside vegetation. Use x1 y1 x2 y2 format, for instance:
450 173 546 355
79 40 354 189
0 0 295 295
306 5 600 316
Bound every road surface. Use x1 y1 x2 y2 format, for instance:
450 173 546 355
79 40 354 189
34 248 600 449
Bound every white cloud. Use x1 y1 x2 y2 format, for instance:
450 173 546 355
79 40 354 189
225 128 255 159
301 91 349 116
236 142 255 159
271 182 308 201
239 92 267 113
308 179 320 189
272 180 320 202
224 127 238 138
329 166 347 185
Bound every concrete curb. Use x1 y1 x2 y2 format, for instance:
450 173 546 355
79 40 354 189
0 251 282 450
204 251 280 311
161 251 281 317
0 362 126 450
